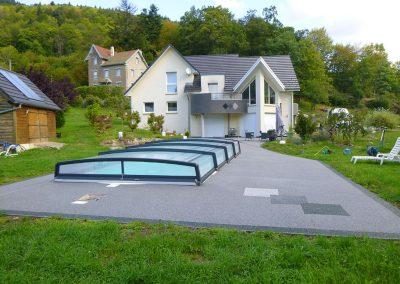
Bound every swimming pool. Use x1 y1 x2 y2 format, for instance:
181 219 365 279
55 138 240 185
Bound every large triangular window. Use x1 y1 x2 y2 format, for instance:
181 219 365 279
241 79 256 105
264 80 276 105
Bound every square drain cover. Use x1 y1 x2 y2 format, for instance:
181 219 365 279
301 203 349 216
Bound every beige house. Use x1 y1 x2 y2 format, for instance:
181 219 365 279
85 45 148 90
126 45 300 137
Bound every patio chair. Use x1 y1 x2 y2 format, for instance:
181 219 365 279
351 137 400 165
245 132 254 140
260 132 268 140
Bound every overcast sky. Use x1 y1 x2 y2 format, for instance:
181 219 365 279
20 0 400 62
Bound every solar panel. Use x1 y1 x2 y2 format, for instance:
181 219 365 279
0 69 43 101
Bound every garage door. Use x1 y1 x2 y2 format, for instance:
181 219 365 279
28 110 48 143
264 113 276 132
204 114 225 137
243 113 257 135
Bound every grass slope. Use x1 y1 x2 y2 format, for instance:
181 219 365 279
0 217 399 283
0 108 158 185
263 130 400 207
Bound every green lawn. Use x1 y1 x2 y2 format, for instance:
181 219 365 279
263 130 400 207
0 216 399 283
0 108 161 185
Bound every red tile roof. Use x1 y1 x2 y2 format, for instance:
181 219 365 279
94 45 112 59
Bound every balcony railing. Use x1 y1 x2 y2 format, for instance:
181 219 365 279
190 93 247 114
210 93 242 101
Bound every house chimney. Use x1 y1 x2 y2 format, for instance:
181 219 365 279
110 46 115 57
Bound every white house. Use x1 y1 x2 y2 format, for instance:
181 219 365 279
125 45 300 137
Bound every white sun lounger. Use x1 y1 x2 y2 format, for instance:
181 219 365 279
351 137 400 165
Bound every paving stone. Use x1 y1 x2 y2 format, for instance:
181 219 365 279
271 195 307 205
244 188 279 197
301 203 350 216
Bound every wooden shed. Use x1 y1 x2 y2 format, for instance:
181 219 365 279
0 68 60 144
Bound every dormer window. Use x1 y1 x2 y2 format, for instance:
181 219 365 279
93 57 97 65
208 83 218 93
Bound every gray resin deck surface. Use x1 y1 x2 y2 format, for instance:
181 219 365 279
1 140 400 239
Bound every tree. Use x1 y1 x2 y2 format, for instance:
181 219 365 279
22 67 77 110
356 44 393 98
109 0 148 52
294 39 331 106
241 10 269 55
329 44 358 94
262 5 282 27
307 28 333 67
158 19 179 48
177 6 246 55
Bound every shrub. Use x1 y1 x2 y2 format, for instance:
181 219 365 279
93 114 112 133
22 67 77 110
84 95 103 107
147 113 164 133
366 110 399 129
325 111 366 144
55 111 65 128
75 85 124 100
85 103 101 125
366 98 390 110
127 111 141 132
294 113 317 142
184 130 190 137
71 95 84 107
104 95 130 119
311 130 330 142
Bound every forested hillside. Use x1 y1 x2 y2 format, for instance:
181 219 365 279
0 1 399 109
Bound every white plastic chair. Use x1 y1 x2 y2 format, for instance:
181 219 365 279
351 137 400 165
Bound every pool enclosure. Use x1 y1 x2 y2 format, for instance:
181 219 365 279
55 138 240 185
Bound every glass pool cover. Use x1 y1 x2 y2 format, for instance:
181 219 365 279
55 138 240 185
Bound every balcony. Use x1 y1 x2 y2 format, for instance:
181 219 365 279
190 93 247 114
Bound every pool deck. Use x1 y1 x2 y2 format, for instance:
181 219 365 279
1 140 400 239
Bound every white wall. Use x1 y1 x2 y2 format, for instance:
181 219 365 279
200 75 225 93
125 52 147 89
128 48 194 134
279 92 293 130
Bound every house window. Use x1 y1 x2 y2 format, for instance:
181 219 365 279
93 57 97 65
144 102 154 113
241 79 256 105
167 101 177 112
264 80 276 105
115 68 121 77
104 69 109 79
208 83 218 93
269 86 276 104
93 70 98 80
166 72 177 94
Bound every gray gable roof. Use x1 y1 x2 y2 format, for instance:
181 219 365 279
184 54 300 92
0 68 60 111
